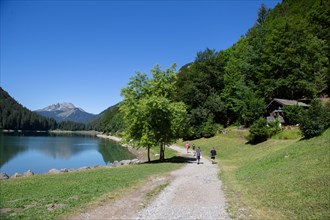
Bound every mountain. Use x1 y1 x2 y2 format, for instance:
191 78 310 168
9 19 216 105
35 102 97 123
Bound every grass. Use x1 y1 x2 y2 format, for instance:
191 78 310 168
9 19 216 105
0 147 182 220
177 127 330 219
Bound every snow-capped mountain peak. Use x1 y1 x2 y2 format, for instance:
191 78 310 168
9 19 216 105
35 102 95 123
38 102 82 112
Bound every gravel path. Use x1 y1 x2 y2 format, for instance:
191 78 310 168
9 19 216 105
69 144 231 220
135 145 231 220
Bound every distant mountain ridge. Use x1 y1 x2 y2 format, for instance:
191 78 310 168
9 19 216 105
35 102 97 123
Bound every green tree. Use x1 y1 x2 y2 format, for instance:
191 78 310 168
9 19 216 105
283 105 305 125
120 65 187 161
175 49 227 139
300 99 330 139
257 3 270 25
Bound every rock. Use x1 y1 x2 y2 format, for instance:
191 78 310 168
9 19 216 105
60 168 68 173
120 160 131 166
112 161 120 167
11 173 22 178
0 173 9 180
48 169 61 174
130 159 140 164
23 170 34 177
78 166 90 171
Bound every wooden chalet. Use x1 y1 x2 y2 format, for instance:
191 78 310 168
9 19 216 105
266 98 309 124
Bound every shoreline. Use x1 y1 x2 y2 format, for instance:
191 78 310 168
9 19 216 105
97 134 146 162
0 131 146 179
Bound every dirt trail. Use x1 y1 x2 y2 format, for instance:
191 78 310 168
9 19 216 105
69 145 231 219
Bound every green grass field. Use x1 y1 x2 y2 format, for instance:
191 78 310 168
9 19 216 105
178 127 330 219
0 147 182 220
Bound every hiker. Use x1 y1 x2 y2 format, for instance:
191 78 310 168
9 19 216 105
185 142 190 153
210 147 217 164
192 144 196 156
196 147 201 164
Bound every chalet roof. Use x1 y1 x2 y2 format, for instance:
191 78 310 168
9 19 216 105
267 98 309 109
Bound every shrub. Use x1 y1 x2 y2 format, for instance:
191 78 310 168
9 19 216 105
268 117 282 136
201 116 218 138
284 105 305 125
300 99 330 139
247 118 270 144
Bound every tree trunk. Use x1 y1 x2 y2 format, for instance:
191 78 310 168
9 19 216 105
159 142 165 161
147 146 150 162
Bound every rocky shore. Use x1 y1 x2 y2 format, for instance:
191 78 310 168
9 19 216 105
0 158 142 180
1 133 145 180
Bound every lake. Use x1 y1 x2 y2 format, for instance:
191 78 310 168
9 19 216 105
0 132 135 176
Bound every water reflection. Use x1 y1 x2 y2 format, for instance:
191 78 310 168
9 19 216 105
0 132 135 175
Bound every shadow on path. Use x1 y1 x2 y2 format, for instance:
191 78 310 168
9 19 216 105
144 155 196 164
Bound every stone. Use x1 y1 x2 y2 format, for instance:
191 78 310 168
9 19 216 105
120 160 131 166
112 161 120 167
130 159 140 164
23 170 34 177
11 173 22 178
0 173 9 180
48 169 61 174
78 166 90 171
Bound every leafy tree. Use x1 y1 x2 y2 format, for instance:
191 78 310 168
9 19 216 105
120 65 187 161
300 99 330 139
283 105 305 125
176 49 227 139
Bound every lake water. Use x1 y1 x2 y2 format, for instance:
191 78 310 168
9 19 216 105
0 132 135 176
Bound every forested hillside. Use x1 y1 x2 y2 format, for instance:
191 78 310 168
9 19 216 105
175 0 329 139
0 87 57 130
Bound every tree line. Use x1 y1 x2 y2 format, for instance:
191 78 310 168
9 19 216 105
174 0 329 139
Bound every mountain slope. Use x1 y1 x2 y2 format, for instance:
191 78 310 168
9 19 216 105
0 87 57 130
35 103 96 123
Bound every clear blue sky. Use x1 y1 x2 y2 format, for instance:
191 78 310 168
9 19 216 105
1 0 281 114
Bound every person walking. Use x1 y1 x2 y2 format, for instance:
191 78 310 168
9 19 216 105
192 144 196 156
185 142 190 153
196 147 201 164
210 147 217 164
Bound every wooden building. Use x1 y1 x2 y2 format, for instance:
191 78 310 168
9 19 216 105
266 98 309 124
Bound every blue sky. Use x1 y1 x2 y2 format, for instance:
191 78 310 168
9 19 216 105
1 0 281 114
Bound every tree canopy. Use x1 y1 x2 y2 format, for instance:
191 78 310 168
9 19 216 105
120 65 187 161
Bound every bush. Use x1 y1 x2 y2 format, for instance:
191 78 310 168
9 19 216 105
284 105 305 125
300 99 330 139
268 117 282 136
201 116 218 138
247 118 270 144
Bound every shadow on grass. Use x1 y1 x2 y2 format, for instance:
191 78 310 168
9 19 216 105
144 156 197 164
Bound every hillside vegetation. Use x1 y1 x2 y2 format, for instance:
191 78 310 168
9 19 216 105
102 0 330 138
177 127 330 219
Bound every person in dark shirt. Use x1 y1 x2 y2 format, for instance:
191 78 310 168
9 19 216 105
196 147 201 164
210 147 217 164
